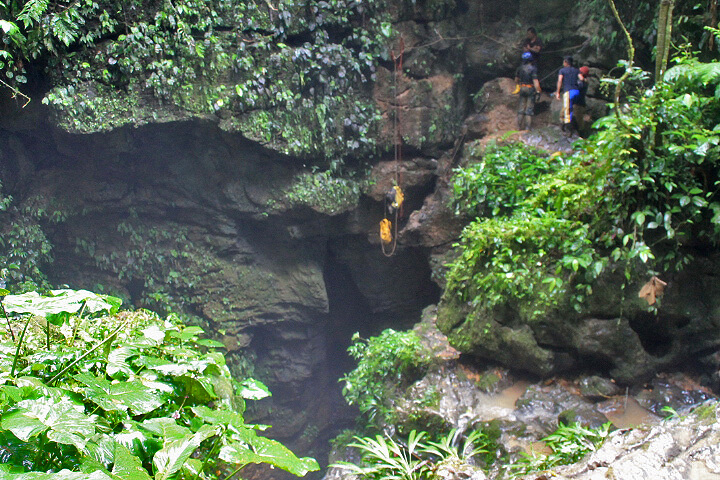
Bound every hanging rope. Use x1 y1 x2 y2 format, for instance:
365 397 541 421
380 38 405 257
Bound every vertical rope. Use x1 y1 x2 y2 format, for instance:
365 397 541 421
381 38 405 258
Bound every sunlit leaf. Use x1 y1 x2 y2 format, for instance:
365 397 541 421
220 433 320 477
153 425 219 480
238 378 271 400
75 373 165 415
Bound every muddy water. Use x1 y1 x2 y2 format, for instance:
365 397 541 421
495 381 531 409
599 397 660 428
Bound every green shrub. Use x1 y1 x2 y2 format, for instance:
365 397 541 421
341 329 430 427
451 142 560 218
0 183 64 294
446 48 720 321
0 288 318 479
446 145 604 318
283 169 369 215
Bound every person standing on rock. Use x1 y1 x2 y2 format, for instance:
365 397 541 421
554 56 581 133
522 27 543 64
574 65 590 135
515 52 542 130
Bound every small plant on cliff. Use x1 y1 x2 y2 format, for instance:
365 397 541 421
509 422 611 477
0 288 319 479
334 428 494 480
284 167 370 215
341 329 431 428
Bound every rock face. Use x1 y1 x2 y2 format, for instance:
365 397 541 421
0 115 440 456
1 0 716 473
523 401 720 480
325 312 718 480
437 255 720 386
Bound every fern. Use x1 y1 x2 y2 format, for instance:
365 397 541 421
17 0 49 28
664 60 720 86
51 10 82 47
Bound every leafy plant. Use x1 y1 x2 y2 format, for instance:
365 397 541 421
283 168 370 215
446 144 605 318
337 430 429 480
0 183 64 294
0 288 319 479
509 422 611 477
445 40 720 322
341 329 431 427
451 142 559 218
421 428 492 467
13 0 393 163
334 428 494 480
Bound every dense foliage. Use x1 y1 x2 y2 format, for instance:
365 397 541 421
445 45 720 320
1 0 391 160
0 182 60 294
0 288 318 479
446 142 603 318
340 329 431 428
581 1 718 62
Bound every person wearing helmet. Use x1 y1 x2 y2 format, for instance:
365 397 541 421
514 51 543 130
574 66 590 134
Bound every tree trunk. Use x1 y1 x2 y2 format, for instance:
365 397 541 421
655 0 675 81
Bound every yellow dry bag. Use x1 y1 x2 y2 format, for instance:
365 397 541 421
380 218 393 244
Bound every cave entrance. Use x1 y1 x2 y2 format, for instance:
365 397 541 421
323 250 375 377
629 312 674 358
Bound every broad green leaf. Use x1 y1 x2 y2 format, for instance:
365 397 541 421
191 405 245 429
0 467 113 479
141 418 190 441
176 375 216 403
2 397 95 450
1 411 47 441
219 433 320 477
112 443 153 480
106 347 135 378
2 289 121 320
84 433 118 466
167 326 203 342
152 425 219 480
75 372 165 415
238 378 271 400
141 325 166 344
0 20 19 35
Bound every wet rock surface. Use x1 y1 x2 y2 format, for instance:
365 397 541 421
327 313 719 480
521 401 720 480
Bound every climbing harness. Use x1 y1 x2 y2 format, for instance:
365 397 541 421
391 185 404 211
380 38 405 257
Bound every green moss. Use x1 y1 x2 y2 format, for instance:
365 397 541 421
282 170 369 215
43 84 197 133
692 402 718 422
